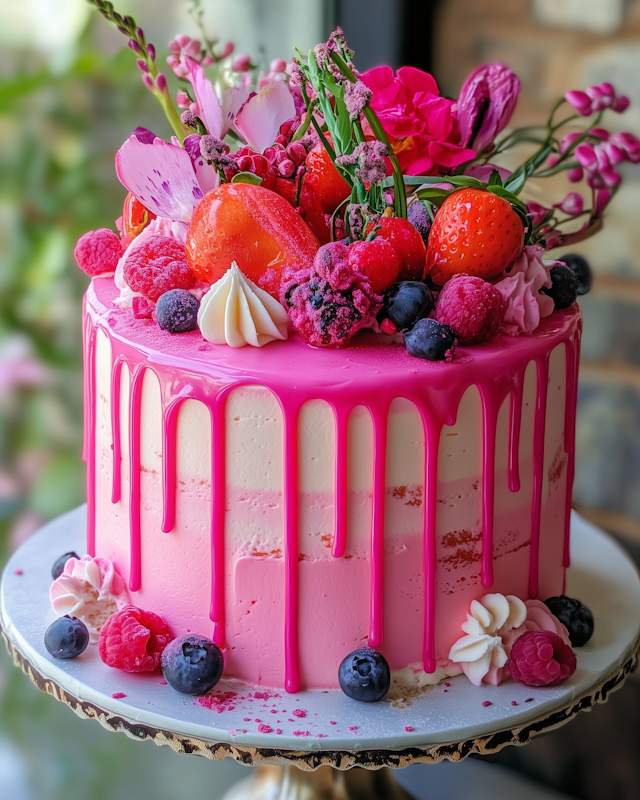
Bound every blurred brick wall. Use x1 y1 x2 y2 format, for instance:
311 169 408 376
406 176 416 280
434 0 640 543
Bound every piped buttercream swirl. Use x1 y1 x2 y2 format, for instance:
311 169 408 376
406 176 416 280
198 261 289 347
50 555 130 642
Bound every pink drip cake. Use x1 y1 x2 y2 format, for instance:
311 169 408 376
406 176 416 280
46 8 640 697
83 275 580 691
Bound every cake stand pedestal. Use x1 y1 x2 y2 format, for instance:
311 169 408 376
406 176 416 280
2 509 640 800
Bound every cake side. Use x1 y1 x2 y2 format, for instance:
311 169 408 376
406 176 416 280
85 275 581 690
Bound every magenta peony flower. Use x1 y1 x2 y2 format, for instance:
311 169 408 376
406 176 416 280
360 66 475 175
456 63 520 153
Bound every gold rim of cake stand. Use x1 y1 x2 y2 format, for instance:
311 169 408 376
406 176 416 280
2 624 638 770
3 625 638 800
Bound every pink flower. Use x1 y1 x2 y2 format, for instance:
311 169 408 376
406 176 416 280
361 66 475 175
234 80 296 152
565 82 630 116
456 63 520 153
554 192 584 216
232 54 252 72
526 201 551 228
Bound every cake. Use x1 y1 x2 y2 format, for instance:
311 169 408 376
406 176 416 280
48 8 640 696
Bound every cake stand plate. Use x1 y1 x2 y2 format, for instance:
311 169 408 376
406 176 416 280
2 508 640 799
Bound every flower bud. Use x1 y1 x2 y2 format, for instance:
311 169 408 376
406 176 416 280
141 74 154 91
220 41 234 59
136 59 149 73
457 63 520 152
270 58 287 73
176 34 191 48
232 54 252 72
146 43 156 62
155 73 168 93
554 192 584 216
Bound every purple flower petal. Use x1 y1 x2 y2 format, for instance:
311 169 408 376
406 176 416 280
132 126 157 144
235 79 296 153
115 135 201 221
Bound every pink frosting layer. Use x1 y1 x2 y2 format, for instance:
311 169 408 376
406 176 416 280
84 276 581 691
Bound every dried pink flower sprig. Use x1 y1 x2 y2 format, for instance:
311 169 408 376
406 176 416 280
87 0 186 141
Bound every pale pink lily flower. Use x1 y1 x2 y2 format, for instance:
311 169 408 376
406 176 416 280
185 56 249 139
235 79 296 153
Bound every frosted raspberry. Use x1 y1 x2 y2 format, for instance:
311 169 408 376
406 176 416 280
436 275 506 344
509 630 576 687
99 605 172 673
280 242 382 347
132 296 154 319
74 229 123 276
123 235 195 302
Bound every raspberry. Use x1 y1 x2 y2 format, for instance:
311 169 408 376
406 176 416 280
132 296 154 319
436 275 506 344
74 229 123 276
509 630 576 687
348 238 401 294
280 242 382 347
123 235 195 302
99 605 172 673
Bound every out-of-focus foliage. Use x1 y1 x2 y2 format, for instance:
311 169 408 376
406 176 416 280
0 18 167 563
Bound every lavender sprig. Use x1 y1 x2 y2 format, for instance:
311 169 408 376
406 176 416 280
86 0 186 142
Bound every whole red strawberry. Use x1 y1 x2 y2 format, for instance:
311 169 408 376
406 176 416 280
425 188 524 285
348 238 401 294
366 217 426 281
99 605 172 673
509 630 576 687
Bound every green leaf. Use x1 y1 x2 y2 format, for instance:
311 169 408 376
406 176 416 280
415 188 451 204
503 166 525 194
231 172 263 185
486 185 528 213
488 169 503 187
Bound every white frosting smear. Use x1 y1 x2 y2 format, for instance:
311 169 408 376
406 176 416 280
198 261 289 348
50 555 130 642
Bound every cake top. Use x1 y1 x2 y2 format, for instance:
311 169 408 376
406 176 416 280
77 2 639 364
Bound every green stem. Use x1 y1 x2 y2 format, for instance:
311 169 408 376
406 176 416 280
329 51 407 218
291 99 318 142
532 160 579 178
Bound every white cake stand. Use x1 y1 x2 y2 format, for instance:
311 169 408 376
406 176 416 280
2 507 639 799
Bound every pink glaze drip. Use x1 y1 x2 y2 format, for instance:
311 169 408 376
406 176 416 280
85 279 582 688
161 398 183 533
529 356 550 598
368 404 389 649
331 406 349 559
210 395 227 650
563 327 582 568
110 358 124 504
84 313 97 557
128 365 146 593
508 380 523 493
283 404 301 693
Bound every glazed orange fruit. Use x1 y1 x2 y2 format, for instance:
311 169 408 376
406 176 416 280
185 183 320 289
304 143 351 214
425 188 524 285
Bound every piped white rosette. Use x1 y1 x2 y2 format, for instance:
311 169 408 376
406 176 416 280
50 555 130 642
198 261 289 347
448 593 527 686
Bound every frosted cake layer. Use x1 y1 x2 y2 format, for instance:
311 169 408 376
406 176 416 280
84 276 581 691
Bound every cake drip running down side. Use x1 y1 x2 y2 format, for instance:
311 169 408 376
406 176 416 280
84 280 581 692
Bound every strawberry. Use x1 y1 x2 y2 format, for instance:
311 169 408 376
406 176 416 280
348 238 401 294
273 177 331 244
304 142 351 214
425 188 524 285
366 217 426 281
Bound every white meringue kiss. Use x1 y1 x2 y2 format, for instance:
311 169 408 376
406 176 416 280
50 555 130 642
198 261 289 347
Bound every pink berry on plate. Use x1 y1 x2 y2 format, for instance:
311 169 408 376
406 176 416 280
74 228 123 276
436 274 506 344
99 605 172 673
509 630 576 687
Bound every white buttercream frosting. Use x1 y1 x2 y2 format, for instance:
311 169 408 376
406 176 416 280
449 593 527 686
50 555 130 642
198 261 289 347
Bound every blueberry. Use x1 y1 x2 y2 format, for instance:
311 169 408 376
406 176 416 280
407 201 432 248
379 281 434 332
44 616 89 659
161 634 224 695
559 253 592 296
544 595 594 647
339 648 390 702
404 318 456 361
51 551 79 580
156 289 199 334
541 265 579 310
